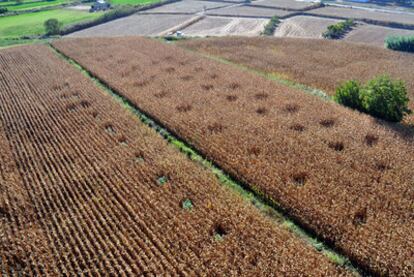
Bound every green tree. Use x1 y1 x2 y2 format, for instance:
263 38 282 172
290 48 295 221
44 18 61 35
334 75 412 122
361 75 411 122
334 80 363 110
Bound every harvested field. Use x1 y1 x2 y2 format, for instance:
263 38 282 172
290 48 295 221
306 6 414 27
180 36 414 124
66 14 195 37
206 5 294 18
344 23 414 47
182 16 268 36
274 15 340 38
249 0 320 10
139 0 232 14
0 44 349 275
54 37 414 276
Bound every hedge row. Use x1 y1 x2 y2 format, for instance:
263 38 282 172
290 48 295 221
385 35 414 53
322 19 355 39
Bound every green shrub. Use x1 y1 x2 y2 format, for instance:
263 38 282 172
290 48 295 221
334 75 412 122
0 7 8 14
361 75 411 122
44 18 61 35
323 19 355 39
385 35 414 53
334 80 363 110
262 16 280 36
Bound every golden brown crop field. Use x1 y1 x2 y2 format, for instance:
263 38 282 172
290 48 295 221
180 36 414 125
53 37 414 276
0 44 350 275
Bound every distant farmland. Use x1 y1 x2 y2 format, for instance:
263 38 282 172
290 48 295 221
54 37 414 276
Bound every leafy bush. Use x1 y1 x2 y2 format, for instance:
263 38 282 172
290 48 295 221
323 19 355 39
334 80 363 110
361 75 411 122
262 16 280 36
0 7 8 14
334 75 412 122
44 18 61 35
385 35 414 53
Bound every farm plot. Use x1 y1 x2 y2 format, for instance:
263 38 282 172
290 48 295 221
344 23 414 47
0 44 350 276
180 36 414 124
0 8 101 39
181 16 268 36
274 15 340 38
248 0 320 11
306 6 414 28
139 0 232 14
206 5 294 18
67 13 196 37
54 37 414 276
0 0 73 12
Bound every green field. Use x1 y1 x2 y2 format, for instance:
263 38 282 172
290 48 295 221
0 0 74 11
0 8 101 39
108 0 159 6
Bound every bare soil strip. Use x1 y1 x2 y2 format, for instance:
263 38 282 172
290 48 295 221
206 5 295 18
181 16 268 37
305 6 414 29
248 0 322 11
54 37 414 276
344 23 414 47
66 14 196 37
274 15 340 38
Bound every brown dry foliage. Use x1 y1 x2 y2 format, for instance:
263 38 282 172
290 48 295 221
0 45 348 275
180 36 414 125
54 37 414 276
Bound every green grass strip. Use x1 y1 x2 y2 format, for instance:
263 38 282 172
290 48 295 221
50 44 361 276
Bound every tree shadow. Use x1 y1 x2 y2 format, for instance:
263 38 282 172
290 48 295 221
373 118 414 143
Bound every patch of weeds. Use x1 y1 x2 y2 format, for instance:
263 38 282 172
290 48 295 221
181 199 193 210
325 252 347 267
157 176 168 186
66 103 77 112
118 136 128 146
104 123 116 134
134 153 145 163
